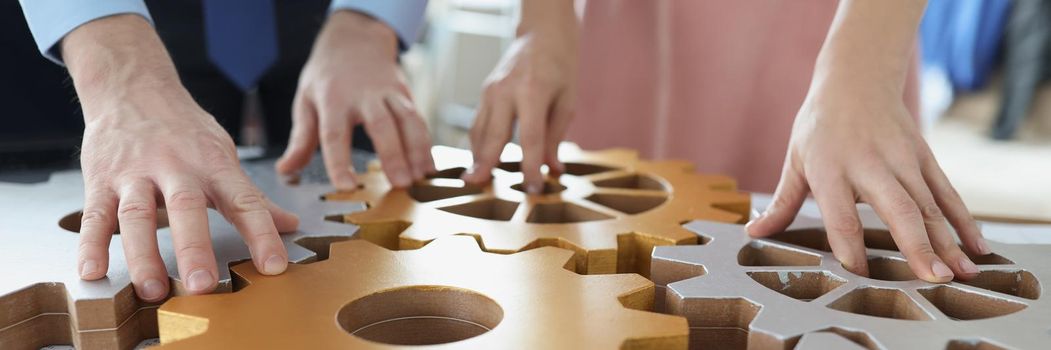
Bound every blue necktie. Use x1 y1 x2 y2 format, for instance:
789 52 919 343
202 0 278 91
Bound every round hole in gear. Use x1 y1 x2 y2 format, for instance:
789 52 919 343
338 286 503 345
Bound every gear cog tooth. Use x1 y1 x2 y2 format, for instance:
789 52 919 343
417 234 485 255
326 239 393 262
510 245 577 271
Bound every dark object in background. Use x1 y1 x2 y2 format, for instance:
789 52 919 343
993 0 1051 140
0 0 85 171
920 0 1012 92
2 0 375 173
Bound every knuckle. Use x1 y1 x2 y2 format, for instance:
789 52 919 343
919 202 945 220
125 251 159 268
320 127 346 143
230 191 266 213
365 113 395 131
176 241 212 259
888 196 921 219
117 201 154 220
166 190 208 211
910 241 938 257
826 216 863 235
79 209 113 230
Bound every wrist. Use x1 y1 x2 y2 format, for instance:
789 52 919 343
62 14 191 121
516 0 578 38
322 10 399 60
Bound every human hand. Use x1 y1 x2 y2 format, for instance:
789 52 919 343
64 15 298 302
276 10 434 190
745 80 989 283
461 1 578 193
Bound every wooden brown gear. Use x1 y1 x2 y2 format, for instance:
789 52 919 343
651 214 1051 349
326 144 750 276
155 236 690 349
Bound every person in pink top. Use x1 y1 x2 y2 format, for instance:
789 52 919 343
462 0 991 284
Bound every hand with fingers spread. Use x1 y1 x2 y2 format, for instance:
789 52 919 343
461 0 578 193
276 10 435 190
746 0 989 283
64 15 299 302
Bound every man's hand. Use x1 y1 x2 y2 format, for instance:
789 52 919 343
461 0 578 193
276 11 434 190
64 15 298 302
746 0 988 284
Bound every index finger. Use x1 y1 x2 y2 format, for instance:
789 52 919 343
318 107 358 190
516 89 554 194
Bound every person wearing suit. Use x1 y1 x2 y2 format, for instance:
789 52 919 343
19 0 432 302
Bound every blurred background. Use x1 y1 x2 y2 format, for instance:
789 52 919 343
2 0 1048 222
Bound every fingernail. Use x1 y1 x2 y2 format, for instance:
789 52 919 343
959 259 979 275
141 279 166 300
80 260 99 278
931 260 954 280
977 238 992 255
263 255 287 275
186 269 214 292
526 183 542 194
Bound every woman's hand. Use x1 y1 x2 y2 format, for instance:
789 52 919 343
462 0 578 193
746 80 988 283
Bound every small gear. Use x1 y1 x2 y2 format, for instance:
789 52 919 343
0 158 361 350
326 144 750 276
156 235 689 349
651 214 1051 349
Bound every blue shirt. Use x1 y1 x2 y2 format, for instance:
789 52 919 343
18 0 428 65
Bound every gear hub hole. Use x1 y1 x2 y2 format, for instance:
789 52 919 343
338 286 503 345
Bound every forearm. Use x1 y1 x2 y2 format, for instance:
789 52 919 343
517 0 577 36
61 14 189 122
814 0 926 92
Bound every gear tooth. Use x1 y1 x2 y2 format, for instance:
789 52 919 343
600 273 657 306
229 260 261 284
695 206 747 224
513 245 577 270
328 239 392 261
419 235 485 255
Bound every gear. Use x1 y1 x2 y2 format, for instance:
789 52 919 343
0 158 361 350
651 213 1051 349
156 235 689 349
326 144 750 276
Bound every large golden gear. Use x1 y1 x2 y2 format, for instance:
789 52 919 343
326 144 750 276
155 236 689 348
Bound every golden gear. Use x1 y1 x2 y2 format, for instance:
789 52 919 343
326 144 750 275
156 236 689 349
